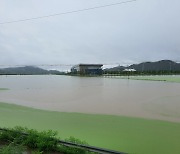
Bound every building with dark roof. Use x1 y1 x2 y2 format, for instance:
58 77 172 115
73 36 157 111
71 64 103 75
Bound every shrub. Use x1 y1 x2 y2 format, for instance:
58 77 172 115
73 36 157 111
0 143 24 154
0 127 93 153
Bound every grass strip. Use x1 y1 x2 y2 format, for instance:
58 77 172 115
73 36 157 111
0 88 9 91
109 75 180 83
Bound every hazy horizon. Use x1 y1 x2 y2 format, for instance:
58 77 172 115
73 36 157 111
0 59 179 72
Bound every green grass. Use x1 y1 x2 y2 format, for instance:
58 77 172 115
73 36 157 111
112 75 180 83
131 75 180 83
0 127 90 154
0 102 180 154
0 88 9 91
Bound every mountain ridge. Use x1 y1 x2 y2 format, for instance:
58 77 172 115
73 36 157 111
105 60 180 72
0 66 64 75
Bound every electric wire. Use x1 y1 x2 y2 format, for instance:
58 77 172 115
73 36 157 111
0 0 137 25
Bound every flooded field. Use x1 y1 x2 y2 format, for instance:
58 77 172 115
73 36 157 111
0 75 180 122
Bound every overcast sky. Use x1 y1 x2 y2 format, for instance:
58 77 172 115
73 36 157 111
0 0 180 70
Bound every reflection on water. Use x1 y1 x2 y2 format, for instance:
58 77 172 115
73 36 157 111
0 75 180 122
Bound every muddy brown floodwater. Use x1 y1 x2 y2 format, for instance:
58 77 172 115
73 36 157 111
0 75 180 122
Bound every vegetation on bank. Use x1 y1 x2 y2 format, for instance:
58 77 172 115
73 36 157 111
67 71 180 80
103 75 180 83
103 70 180 76
0 127 92 154
129 75 180 83
0 88 9 91
0 102 180 154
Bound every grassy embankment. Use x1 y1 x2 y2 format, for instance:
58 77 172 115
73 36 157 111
110 75 180 83
131 75 180 83
0 88 9 91
0 127 90 154
0 102 180 154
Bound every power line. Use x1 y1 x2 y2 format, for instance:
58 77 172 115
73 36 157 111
0 0 137 25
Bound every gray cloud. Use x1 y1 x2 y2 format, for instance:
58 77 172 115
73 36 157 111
0 0 180 70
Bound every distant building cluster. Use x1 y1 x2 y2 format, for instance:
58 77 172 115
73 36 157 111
123 69 136 72
71 64 103 75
